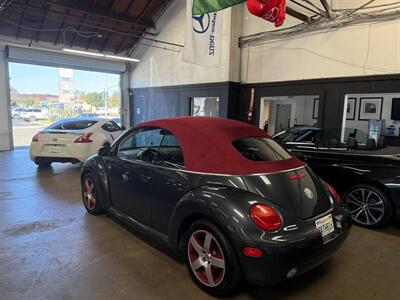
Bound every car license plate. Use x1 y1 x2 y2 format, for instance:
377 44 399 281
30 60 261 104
49 146 62 153
315 214 335 237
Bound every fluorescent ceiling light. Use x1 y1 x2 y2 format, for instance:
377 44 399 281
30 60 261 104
62 48 104 57
62 48 140 62
105 55 140 62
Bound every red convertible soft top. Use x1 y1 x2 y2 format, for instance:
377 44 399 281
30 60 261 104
135 117 304 175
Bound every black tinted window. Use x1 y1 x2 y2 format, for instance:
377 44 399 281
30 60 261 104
156 132 184 168
118 128 163 162
50 120 97 130
102 121 121 132
233 137 292 161
318 128 368 149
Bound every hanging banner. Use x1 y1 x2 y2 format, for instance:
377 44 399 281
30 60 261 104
183 0 223 66
192 0 246 15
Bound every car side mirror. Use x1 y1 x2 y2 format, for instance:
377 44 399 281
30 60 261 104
98 145 111 157
120 126 126 131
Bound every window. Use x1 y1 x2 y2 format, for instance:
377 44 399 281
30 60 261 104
318 128 368 150
118 128 163 162
102 121 121 132
156 132 185 168
233 137 292 161
50 120 98 130
191 97 220 117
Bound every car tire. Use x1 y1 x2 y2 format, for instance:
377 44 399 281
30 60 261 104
184 219 242 297
344 184 393 228
34 159 52 167
81 173 106 215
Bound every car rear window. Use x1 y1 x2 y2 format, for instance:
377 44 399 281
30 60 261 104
50 121 98 130
233 137 292 161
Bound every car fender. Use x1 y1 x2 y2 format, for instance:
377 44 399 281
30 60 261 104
168 185 262 253
81 157 112 210
315 162 398 195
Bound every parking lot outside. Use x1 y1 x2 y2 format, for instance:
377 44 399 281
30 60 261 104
12 119 44 147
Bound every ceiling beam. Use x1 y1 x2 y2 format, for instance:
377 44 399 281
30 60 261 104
3 2 158 40
45 0 155 29
15 0 28 39
286 6 311 23
289 0 324 17
320 0 333 18
34 9 48 42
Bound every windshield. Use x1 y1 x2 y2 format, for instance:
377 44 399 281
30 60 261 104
233 137 292 161
281 128 319 143
318 128 369 149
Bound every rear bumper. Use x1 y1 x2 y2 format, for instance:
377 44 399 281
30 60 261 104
30 143 95 163
33 156 81 164
236 207 351 286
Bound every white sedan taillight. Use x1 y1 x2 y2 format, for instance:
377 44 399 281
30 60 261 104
32 134 39 142
74 133 93 143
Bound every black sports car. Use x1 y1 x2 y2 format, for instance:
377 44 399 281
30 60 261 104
273 127 400 229
81 117 351 296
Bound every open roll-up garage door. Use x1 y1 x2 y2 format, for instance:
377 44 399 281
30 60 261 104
7 46 127 74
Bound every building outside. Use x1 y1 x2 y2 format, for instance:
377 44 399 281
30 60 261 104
58 68 75 103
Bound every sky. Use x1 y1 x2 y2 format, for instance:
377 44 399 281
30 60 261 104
8 63 121 95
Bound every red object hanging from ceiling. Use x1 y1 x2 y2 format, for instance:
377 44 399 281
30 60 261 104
246 0 286 27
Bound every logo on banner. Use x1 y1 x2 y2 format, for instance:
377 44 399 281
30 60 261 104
262 7 279 22
192 14 210 34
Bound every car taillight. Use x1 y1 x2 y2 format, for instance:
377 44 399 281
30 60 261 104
249 203 282 232
326 183 341 201
74 133 93 143
32 134 39 142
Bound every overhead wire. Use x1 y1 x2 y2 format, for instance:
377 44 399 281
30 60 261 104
0 0 14 11
349 0 377 15
298 0 327 16
289 0 324 17
0 14 184 48
333 1 400 11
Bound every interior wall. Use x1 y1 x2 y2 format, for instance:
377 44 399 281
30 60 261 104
345 93 400 134
131 0 238 88
0 45 12 150
129 82 240 125
240 1 400 84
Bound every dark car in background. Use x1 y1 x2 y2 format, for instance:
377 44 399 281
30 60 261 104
273 127 400 228
81 117 351 296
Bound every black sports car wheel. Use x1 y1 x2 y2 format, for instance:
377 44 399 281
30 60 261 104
185 220 242 297
344 184 392 228
82 174 105 215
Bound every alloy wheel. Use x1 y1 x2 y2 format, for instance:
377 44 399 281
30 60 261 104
188 230 226 288
345 188 385 226
83 179 96 210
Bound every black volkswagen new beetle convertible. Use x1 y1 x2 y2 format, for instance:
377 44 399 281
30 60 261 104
80 117 351 296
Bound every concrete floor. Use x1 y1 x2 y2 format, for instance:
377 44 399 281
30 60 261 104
0 149 399 300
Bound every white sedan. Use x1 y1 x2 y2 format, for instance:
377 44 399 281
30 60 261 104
30 117 125 167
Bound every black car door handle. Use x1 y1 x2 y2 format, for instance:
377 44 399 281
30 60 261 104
302 154 312 160
140 175 152 183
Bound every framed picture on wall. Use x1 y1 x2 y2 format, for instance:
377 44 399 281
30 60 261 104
346 98 357 120
358 97 383 120
312 98 319 119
